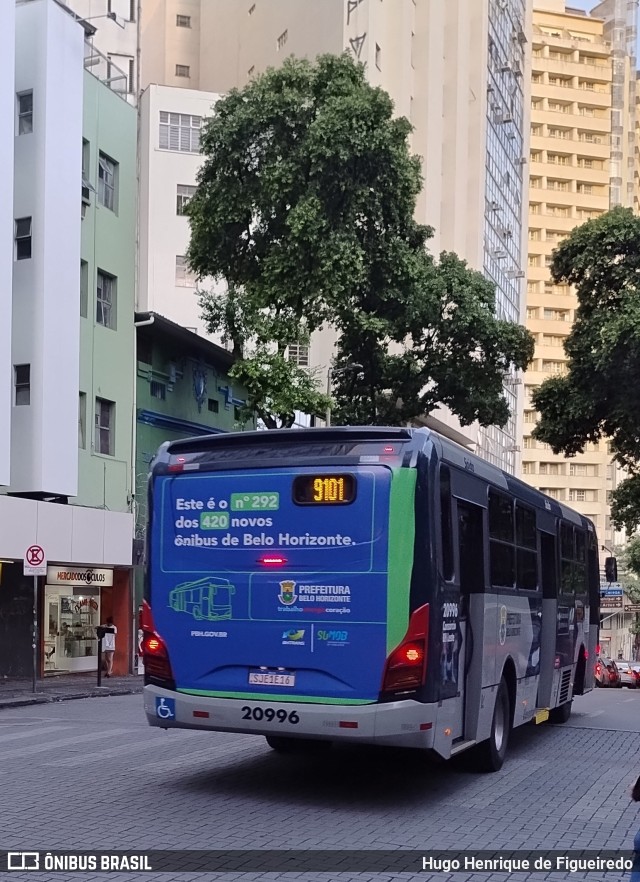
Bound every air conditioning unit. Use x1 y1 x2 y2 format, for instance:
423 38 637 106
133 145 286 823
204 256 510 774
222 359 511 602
82 184 91 204
518 156 528 165
491 249 508 259
513 60 523 77
490 201 501 210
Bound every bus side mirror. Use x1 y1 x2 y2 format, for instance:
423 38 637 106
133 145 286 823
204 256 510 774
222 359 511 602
605 557 618 583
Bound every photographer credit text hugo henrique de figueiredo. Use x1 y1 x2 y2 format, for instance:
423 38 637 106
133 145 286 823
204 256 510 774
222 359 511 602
421 853 634 874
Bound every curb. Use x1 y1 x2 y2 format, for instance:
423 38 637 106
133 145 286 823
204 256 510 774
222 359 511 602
0 686 143 710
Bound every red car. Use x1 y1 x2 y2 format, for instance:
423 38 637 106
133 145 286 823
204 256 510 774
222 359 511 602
595 656 621 687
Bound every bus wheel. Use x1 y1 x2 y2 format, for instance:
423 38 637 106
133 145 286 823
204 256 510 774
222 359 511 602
265 736 331 755
549 700 572 724
470 678 511 773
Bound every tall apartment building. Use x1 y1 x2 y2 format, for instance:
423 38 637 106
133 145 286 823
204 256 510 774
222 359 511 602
0 0 135 679
72 0 533 472
522 0 631 550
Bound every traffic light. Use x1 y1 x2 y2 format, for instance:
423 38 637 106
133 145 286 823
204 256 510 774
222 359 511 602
604 557 618 583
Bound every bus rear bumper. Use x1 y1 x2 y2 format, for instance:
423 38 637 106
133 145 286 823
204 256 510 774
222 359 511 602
143 685 438 749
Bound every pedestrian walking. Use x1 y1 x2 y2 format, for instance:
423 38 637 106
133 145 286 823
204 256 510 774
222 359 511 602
102 616 117 678
631 776 640 882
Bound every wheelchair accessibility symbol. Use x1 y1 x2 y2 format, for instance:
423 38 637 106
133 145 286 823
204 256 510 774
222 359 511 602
155 697 176 720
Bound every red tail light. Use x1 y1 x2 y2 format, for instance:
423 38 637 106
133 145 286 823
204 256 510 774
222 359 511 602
141 600 174 683
382 605 429 693
595 663 602 676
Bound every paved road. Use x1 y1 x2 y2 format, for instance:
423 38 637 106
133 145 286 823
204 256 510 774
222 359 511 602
0 687 638 882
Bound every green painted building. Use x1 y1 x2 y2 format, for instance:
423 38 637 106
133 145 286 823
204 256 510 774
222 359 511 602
134 312 254 604
77 69 136 513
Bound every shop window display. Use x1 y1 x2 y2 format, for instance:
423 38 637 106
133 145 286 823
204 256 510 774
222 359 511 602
44 588 100 673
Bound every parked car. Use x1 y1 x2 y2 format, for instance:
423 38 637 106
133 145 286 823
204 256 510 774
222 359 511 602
595 656 621 687
615 660 640 689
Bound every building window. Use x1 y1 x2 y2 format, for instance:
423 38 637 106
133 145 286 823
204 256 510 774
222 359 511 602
95 397 115 456
14 365 30 406
175 64 191 78
522 462 534 475
17 91 33 135
208 398 219 413
159 112 201 152
176 14 191 27
287 343 309 367
542 360 566 375
15 217 32 260
78 392 87 448
96 270 117 329
98 153 117 212
375 43 382 69
80 260 89 318
150 380 166 400
175 255 197 287
277 29 288 50
176 184 196 215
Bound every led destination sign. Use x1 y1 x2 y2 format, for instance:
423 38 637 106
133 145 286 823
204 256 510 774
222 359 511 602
292 474 356 506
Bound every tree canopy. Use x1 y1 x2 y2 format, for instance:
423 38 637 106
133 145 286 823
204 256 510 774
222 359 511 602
187 52 533 429
531 207 640 532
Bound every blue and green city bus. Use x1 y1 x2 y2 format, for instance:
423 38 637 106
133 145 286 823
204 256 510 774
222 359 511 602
143 427 600 771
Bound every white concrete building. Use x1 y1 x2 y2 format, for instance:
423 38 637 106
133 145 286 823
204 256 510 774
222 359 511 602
64 0 137 100
0 0 134 680
138 83 220 336
0 2 15 487
13 0 83 497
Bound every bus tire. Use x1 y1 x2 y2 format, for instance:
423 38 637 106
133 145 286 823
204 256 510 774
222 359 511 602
549 700 572 724
265 736 331 755
470 678 511 773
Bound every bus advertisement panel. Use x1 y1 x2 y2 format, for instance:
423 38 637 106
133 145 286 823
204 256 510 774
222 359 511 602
149 466 402 702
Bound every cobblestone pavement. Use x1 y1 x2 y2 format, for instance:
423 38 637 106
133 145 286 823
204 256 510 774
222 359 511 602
0 688 638 882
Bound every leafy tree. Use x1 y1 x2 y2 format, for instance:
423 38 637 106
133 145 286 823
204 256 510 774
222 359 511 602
531 207 640 532
188 53 533 429
619 538 640 660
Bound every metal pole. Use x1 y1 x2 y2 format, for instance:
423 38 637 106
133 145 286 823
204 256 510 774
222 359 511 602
325 368 332 427
32 576 38 693
97 635 102 687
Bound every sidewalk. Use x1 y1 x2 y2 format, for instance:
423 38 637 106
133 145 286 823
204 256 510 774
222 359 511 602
0 672 144 709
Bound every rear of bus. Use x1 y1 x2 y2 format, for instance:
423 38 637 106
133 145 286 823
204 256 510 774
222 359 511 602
142 428 437 748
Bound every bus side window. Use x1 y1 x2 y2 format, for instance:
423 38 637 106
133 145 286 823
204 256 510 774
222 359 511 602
457 501 485 595
440 466 454 582
540 531 558 599
515 503 538 591
560 523 575 595
489 491 515 589
575 530 587 597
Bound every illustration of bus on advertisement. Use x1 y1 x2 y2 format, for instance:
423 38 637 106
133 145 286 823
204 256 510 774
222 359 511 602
168 577 236 621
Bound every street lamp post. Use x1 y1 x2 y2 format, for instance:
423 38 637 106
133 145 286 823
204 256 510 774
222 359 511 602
325 363 363 427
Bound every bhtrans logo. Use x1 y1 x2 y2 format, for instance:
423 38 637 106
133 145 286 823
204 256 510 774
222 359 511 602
282 629 305 645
